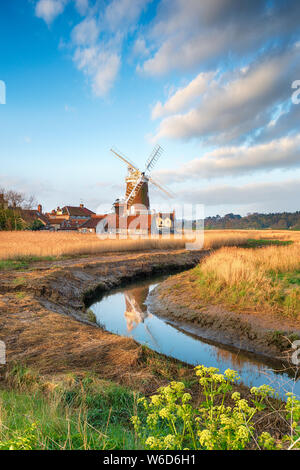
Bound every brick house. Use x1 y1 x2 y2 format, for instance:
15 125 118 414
46 203 95 230
78 215 107 233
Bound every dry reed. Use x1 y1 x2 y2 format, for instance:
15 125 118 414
196 243 300 317
0 229 299 260
201 244 300 284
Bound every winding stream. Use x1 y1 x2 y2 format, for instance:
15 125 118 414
90 276 300 398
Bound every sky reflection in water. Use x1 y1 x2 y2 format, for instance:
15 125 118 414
91 280 300 398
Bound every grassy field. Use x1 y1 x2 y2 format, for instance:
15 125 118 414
1 229 300 449
185 240 300 319
0 365 142 450
0 229 299 263
0 363 298 450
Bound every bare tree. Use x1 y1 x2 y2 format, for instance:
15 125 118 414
0 187 37 210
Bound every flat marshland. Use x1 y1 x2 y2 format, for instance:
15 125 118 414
157 230 300 320
193 243 300 318
0 229 298 262
1 229 300 450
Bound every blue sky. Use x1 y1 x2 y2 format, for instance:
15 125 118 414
0 0 300 216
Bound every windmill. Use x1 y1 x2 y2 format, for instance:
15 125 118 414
110 145 173 215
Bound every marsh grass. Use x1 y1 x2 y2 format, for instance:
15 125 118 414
0 232 186 261
193 244 300 318
1 229 297 264
0 365 143 450
1 363 294 451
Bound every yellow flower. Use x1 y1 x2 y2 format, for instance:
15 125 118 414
236 426 249 440
231 392 240 401
159 407 170 419
198 429 215 450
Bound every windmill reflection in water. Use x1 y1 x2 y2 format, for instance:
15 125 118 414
124 285 158 346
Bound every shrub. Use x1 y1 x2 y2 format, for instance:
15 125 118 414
0 423 37 450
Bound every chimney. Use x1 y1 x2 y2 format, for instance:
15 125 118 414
38 204 42 213
80 203 84 208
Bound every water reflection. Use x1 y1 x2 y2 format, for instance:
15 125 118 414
90 280 300 398
124 287 151 331
124 286 159 347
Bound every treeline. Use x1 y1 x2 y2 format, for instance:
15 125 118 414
0 188 37 231
203 211 300 230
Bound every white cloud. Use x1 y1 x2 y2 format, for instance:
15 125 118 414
92 54 121 97
74 46 121 96
74 0 89 16
177 178 300 210
71 17 99 45
70 0 149 96
152 71 216 119
155 133 300 183
140 0 300 75
104 0 149 32
154 45 300 143
35 0 149 97
35 0 67 24
132 37 149 58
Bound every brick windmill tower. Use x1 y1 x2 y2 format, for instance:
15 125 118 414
110 145 175 233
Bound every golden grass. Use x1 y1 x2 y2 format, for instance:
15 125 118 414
195 243 300 318
201 244 300 285
203 229 300 247
0 232 185 259
0 229 299 260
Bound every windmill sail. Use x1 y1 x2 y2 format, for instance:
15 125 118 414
145 144 163 172
110 147 140 172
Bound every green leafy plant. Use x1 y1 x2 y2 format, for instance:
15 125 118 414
131 366 300 450
0 423 37 450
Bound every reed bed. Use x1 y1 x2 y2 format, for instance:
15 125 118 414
202 231 254 249
0 232 186 260
195 243 300 318
201 244 300 285
0 229 299 260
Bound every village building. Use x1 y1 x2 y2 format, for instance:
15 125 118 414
46 204 95 230
78 215 107 233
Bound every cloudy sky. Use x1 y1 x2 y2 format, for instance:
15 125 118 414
0 0 300 216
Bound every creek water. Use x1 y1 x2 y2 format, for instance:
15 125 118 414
90 276 300 399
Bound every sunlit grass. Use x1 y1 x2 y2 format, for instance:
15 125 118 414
0 366 142 450
2 229 299 261
193 243 300 318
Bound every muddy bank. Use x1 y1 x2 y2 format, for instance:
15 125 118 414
149 272 300 364
0 249 206 391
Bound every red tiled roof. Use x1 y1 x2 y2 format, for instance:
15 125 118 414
47 217 64 225
63 206 95 217
79 215 106 229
